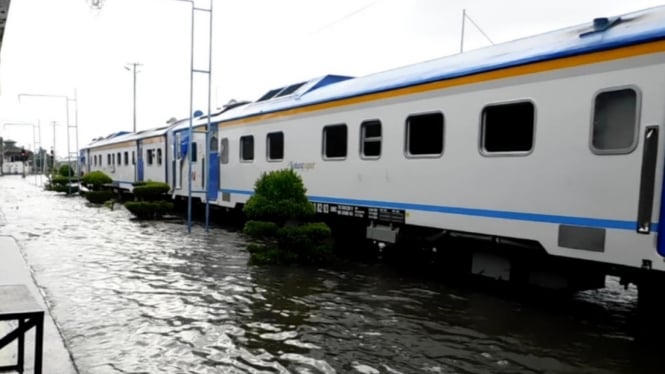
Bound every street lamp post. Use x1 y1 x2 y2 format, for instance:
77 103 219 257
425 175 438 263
124 62 142 133
18 92 79 190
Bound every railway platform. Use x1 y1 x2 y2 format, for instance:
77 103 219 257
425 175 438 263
0 236 77 373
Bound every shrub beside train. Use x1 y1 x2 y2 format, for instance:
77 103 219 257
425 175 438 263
81 6 665 296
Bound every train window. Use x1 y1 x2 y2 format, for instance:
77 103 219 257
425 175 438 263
107 154 111 165
323 124 347 159
267 132 284 161
591 88 639 154
157 149 162 165
221 138 229 164
240 136 254 161
132 151 135 165
124 152 129 165
210 135 219 152
361 120 382 158
481 101 534 154
406 112 444 156
191 142 198 162
147 149 154 165
117 152 121 165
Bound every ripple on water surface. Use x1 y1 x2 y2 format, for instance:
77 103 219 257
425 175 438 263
0 176 658 373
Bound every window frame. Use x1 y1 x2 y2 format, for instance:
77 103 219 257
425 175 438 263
589 86 641 155
404 111 445 159
221 138 229 164
479 99 536 157
322 123 348 160
360 119 382 160
266 131 285 162
191 142 198 162
239 135 254 162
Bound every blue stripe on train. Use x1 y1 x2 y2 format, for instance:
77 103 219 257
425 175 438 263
220 188 657 233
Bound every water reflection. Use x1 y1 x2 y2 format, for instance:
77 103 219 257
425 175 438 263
0 175 659 373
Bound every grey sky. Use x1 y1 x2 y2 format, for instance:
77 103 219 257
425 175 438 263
0 0 664 155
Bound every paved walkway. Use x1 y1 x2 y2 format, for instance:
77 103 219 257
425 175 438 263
0 234 78 373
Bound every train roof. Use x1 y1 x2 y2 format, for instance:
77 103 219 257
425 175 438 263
210 5 665 124
83 123 179 149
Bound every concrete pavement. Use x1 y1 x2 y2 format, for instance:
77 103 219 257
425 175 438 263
0 235 78 373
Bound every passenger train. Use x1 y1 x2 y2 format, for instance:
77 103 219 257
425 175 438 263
81 6 665 296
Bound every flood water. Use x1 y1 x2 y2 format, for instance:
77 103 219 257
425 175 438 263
0 175 661 373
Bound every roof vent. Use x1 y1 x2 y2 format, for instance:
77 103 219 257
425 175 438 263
594 17 610 29
580 16 622 37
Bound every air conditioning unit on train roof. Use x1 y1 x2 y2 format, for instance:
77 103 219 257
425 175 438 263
253 74 354 103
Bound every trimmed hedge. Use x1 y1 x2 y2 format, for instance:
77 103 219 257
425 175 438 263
243 169 314 225
125 201 174 219
82 171 112 190
133 182 170 201
85 190 115 204
243 169 333 265
58 165 75 177
124 181 173 219
47 174 79 194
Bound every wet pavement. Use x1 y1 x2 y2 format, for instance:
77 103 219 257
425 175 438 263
0 175 660 373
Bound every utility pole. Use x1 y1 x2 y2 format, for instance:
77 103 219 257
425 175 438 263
124 62 142 133
0 136 4 176
52 121 57 172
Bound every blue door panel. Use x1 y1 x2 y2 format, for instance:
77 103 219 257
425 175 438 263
207 152 219 200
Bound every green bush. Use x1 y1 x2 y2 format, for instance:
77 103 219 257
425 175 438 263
124 201 174 219
51 175 70 186
58 165 75 177
242 169 333 265
277 223 333 263
243 169 314 224
243 220 280 238
81 171 112 191
85 190 115 204
247 244 297 265
133 182 170 201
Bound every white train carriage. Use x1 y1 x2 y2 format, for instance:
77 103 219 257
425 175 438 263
135 127 170 185
83 131 137 190
191 6 665 289
83 126 171 190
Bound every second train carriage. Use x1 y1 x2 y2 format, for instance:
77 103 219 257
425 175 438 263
82 126 171 190
82 5 665 293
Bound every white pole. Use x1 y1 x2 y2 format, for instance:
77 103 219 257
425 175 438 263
187 1 194 233
460 9 466 53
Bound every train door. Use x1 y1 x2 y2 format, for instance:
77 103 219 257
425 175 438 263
137 142 144 181
592 87 664 256
207 125 219 201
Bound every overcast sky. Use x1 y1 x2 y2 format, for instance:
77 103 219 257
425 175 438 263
1 0 664 156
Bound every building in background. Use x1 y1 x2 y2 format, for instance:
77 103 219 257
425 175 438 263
0 139 31 174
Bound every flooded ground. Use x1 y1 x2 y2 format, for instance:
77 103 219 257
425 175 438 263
0 175 660 373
